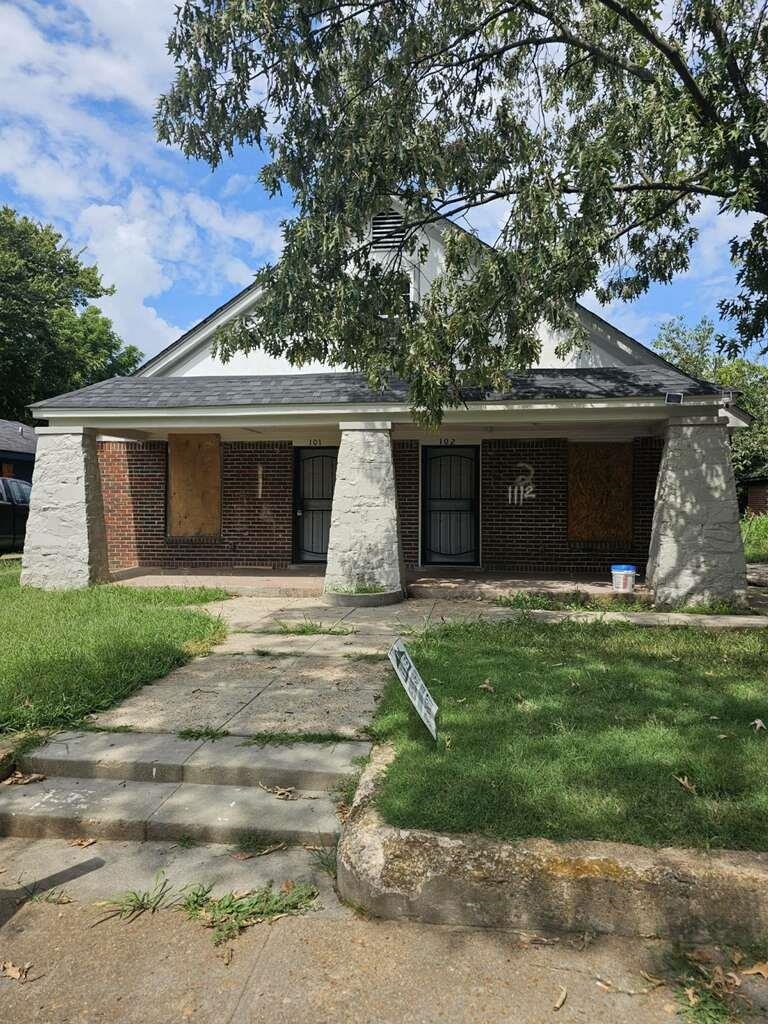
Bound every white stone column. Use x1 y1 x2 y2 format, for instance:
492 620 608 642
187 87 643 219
324 422 404 597
646 416 747 606
21 427 109 590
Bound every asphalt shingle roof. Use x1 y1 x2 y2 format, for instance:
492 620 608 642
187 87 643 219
0 419 37 453
30 366 722 412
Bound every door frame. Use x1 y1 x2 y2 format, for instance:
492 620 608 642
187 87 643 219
420 444 481 567
293 445 339 564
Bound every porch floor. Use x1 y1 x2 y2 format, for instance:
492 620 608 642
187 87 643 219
114 565 630 600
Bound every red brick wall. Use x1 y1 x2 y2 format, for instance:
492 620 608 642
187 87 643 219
98 440 294 572
480 437 663 575
98 435 662 577
393 440 420 567
747 483 768 515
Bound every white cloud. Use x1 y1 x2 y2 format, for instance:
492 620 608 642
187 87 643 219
0 0 289 362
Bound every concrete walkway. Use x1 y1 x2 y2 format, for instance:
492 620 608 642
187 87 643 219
0 900 684 1023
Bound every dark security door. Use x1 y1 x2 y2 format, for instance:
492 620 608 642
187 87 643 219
295 447 338 562
422 446 479 564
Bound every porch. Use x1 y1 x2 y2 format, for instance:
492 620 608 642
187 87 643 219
113 564 623 600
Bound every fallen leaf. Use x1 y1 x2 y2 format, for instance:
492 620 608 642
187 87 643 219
673 774 697 795
256 842 286 857
731 950 744 966
640 971 667 987
280 879 295 895
684 987 700 1006
1 771 45 787
230 851 254 862
0 960 32 983
553 986 567 1011
743 961 768 980
750 718 766 732
595 978 613 991
220 947 234 966
68 837 96 849
479 680 495 693
257 782 299 801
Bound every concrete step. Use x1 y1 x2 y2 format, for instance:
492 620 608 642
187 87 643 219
21 731 370 791
0 776 340 845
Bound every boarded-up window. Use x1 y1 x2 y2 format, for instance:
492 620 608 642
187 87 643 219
568 442 633 543
167 434 221 537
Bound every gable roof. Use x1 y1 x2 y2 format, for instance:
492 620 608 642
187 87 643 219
31 365 722 413
0 419 36 455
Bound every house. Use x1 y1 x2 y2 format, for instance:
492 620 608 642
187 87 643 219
20 211 748 604
0 419 36 482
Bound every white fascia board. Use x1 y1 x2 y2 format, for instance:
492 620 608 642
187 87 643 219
137 285 263 377
36 395 726 429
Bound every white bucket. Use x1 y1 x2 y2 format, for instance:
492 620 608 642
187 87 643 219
611 564 636 594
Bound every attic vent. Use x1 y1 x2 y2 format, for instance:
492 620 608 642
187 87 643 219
371 210 406 251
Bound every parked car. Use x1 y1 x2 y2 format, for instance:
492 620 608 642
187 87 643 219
0 476 31 552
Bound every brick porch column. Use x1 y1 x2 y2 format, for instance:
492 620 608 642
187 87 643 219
646 416 747 605
21 427 109 590
324 421 404 597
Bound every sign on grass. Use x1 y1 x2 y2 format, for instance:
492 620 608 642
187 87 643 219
388 638 438 740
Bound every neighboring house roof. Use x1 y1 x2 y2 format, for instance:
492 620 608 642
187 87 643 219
31 366 722 412
0 419 36 455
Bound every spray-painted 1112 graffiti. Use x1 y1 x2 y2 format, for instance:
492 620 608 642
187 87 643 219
508 463 536 506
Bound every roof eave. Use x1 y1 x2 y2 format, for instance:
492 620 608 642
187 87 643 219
32 393 727 426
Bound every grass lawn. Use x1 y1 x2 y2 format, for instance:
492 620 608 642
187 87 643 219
494 590 753 615
742 512 768 563
0 562 227 734
371 618 768 851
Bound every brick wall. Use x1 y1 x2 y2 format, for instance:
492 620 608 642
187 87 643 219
98 435 663 577
480 437 663 575
98 440 294 572
747 482 768 515
393 440 420 567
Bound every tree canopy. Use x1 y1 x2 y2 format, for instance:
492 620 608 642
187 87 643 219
157 0 768 422
0 207 141 424
653 317 768 485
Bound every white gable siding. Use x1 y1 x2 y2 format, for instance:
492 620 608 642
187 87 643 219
143 211 667 379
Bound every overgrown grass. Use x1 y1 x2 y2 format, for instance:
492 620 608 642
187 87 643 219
494 590 753 616
181 881 318 944
0 563 227 734
272 616 354 636
177 726 230 742
742 511 768 563
371 618 768 850
237 731 349 745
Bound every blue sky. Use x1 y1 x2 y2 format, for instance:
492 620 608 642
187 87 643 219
0 0 758 370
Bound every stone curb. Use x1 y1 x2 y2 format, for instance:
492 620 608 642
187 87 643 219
337 747 768 943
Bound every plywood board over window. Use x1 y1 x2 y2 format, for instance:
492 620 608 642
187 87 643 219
168 433 221 537
568 442 633 543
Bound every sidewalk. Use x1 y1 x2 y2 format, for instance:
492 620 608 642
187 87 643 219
1 900 679 1023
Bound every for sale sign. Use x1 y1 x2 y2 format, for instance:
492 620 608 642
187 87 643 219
388 638 438 740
